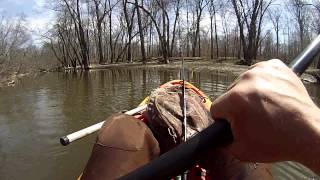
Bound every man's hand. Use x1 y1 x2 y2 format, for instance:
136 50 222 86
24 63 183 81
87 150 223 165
210 59 320 173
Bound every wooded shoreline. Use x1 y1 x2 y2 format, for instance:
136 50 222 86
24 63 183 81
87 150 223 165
2 59 319 88
2 0 320 87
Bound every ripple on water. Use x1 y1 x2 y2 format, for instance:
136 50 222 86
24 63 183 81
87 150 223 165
49 145 68 158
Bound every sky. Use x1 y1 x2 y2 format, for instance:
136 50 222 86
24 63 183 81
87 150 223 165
0 0 307 46
0 0 55 44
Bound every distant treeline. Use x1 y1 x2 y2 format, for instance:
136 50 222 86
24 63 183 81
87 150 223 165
42 0 320 69
1 0 320 73
0 14 57 78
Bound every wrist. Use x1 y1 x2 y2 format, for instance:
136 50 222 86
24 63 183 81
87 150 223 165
296 106 320 174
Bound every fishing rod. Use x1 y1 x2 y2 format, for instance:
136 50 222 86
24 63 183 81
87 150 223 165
179 15 188 180
177 20 187 145
182 52 187 144
120 34 320 180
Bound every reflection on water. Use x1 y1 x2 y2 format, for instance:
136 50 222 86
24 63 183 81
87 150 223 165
0 68 319 180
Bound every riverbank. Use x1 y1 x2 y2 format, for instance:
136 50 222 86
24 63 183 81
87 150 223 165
0 71 30 88
0 66 58 88
72 60 319 83
2 60 319 88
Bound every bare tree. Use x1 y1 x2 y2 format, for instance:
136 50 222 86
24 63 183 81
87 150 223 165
185 0 190 56
268 6 281 57
123 0 136 62
128 0 170 63
135 0 147 64
41 0 319 69
311 0 320 69
191 0 207 57
108 0 114 63
0 13 36 78
62 0 90 69
288 0 310 51
311 0 320 34
220 9 230 60
0 14 30 65
170 0 181 57
207 0 219 59
92 0 109 64
231 0 273 65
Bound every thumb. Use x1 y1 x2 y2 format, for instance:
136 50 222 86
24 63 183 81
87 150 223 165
210 92 233 122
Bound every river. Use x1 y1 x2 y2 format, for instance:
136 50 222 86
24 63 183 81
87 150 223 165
0 68 319 179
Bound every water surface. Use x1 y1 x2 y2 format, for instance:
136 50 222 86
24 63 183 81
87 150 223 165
0 68 319 179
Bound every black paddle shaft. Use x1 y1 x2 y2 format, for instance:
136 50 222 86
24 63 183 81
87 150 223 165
290 35 320 76
120 35 320 180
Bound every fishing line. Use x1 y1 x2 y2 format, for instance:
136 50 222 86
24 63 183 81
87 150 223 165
178 9 188 180
177 7 187 145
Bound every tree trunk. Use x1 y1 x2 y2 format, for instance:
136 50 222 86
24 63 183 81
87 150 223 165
192 15 201 57
97 24 104 64
76 0 89 69
123 0 134 62
170 0 180 57
214 9 219 59
93 0 107 64
192 1 204 57
231 0 270 65
108 0 114 63
148 22 152 57
198 31 201 57
63 0 89 69
135 0 147 64
186 0 190 57
210 15 214 60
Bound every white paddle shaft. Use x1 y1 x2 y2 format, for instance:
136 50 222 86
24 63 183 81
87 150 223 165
60 104 147 146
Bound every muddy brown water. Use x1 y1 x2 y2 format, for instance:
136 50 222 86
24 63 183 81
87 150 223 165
0 68 319 180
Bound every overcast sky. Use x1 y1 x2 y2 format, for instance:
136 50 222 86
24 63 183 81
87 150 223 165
0 0 301 46
0 0 55 44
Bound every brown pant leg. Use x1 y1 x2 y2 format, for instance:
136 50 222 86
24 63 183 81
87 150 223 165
81 114 160 180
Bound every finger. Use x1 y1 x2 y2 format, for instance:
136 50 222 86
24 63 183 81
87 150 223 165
267 59 286 67
250 59 287 73
227 68 255 91
210 92 233 121
249 61 266 70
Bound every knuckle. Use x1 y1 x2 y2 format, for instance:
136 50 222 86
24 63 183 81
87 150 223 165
249 78 270 99
268 59 286 68
228 89 243 102
228 85 248 103
269 59 283 64
240 70 256 80
253 61 266 68
254 59 286 72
